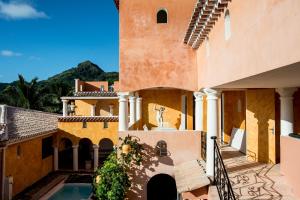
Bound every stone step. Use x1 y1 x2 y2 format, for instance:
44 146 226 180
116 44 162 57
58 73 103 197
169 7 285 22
208 185 220 200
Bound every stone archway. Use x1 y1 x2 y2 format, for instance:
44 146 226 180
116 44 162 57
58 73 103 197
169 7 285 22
99 138 114 164
147 174 177 200
78 138 93 170
58 138 73 170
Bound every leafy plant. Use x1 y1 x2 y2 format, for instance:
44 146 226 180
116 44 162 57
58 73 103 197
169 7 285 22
119 135 143 166
93 135 144 200
93 152 130 200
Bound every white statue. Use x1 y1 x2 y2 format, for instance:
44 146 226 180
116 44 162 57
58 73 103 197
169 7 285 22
154 105 165 128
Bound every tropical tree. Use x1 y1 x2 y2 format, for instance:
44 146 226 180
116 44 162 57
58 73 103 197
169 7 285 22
1 74 41 109
39 81 73 113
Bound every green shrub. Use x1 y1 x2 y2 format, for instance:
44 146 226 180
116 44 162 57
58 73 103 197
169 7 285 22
93 153 130 200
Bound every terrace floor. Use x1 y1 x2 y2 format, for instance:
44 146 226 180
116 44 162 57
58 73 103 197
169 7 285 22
221 146 297 200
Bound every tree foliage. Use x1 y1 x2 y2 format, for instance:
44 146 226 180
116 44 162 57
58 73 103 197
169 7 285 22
0 61 119 113
93 153 130 200
93 136 144 200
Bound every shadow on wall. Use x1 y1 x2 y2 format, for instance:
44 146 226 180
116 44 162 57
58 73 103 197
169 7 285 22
246 89 276 164
126 143 174 200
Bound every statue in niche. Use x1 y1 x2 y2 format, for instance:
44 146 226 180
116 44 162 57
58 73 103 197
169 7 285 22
154 105 165 128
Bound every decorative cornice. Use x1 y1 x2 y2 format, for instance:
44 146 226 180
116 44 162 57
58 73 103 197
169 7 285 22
58 116 119 122
184 0 230 49
74 91 118 97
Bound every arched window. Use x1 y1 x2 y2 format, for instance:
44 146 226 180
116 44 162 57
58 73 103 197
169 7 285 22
17 145 21 157
157 9 168 24
224 9 231 40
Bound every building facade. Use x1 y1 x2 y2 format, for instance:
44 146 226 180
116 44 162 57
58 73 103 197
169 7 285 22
115 0 300 199
0 105 58 199
57 80 120 172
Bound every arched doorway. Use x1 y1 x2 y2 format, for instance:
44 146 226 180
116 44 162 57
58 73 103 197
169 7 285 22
147 174 177 200
79 138 93 170
58 138 73 170
99 138 114 164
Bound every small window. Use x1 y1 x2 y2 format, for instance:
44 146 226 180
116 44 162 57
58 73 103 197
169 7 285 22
83 121 87 128
17 145 21 158
157 9 168 24
42 136 53 159
224 9 231 40
155 140 168 157
103 121 108 129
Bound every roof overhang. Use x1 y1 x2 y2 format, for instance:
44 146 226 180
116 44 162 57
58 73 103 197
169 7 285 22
183 0 230 49
114 0 119 10
61 96 118 100
58 116 119 122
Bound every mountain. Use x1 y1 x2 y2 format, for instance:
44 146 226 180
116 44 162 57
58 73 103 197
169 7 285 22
0 61 119 113
39 60 119 88
0 83 9 91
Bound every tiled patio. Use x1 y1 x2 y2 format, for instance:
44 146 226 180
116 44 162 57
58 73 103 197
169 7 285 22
221 146 297 200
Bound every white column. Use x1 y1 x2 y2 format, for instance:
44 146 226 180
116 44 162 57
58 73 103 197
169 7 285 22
118 93 129 131
180 95 187 130
194 92 204 131
62 100 68 117
276 88 297 136
136 97 142 121
109 105 114 116
54 146 58 171
72 145 79 171
91 104 96 116
129 96 136 126
75 79 79 93
93 145 99 171
204 88 219 177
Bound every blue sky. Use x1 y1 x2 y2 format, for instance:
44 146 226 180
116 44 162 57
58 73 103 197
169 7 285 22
0 0 119 83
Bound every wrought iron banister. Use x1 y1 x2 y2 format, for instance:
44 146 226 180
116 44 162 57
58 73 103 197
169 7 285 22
211 136 236 200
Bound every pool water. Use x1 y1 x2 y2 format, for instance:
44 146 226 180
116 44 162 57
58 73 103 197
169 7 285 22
48 184 92 200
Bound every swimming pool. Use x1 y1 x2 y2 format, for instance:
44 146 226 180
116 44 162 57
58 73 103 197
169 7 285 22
48 184 92 200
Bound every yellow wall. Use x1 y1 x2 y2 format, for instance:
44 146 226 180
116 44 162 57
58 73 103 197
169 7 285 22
74 99 119 116
246 89 276 163
5 135 54 196
223 91 246 143
139 89 194 130
58 122 118 145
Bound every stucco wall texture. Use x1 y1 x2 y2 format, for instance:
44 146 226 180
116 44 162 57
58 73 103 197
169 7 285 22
58 122 119 145
139 89 194 130
246 89 277 164
280 136 300 199
119 131 202 200
197 0 300 88
5 135 54 196
75 99 119 116
119 0 198 92
223 91 246 143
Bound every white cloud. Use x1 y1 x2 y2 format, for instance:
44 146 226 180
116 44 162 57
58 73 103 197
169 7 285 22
0 1 48 20
0 50 22 57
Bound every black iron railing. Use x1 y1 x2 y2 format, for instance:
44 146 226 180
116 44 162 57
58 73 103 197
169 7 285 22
212 136 236 200
201 131 207 161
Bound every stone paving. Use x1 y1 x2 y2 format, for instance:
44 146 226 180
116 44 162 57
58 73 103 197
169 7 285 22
221 146 297 200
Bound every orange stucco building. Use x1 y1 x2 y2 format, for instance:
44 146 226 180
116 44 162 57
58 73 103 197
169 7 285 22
115 0 300 199
1 0 300 199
